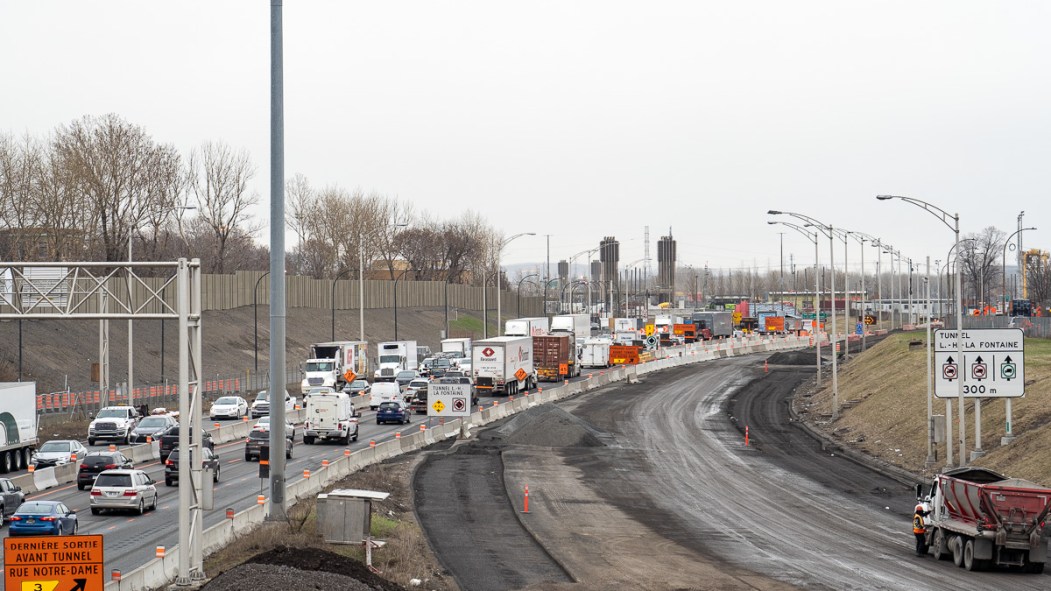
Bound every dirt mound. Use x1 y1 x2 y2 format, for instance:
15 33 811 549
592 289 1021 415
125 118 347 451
765 349 817 365
201 546 407 591
484 404 607 448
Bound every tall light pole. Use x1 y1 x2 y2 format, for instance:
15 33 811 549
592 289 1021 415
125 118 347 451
331 268 353 341
253 271 271 372
849 232 877 352
496 233 536 334
1001 226 1034 445
769 210 838 418
516 273 539 317
769 220 821 385
565 246 598 313
1002 225 1035 317
831 228 851 361
877 194 966 465
127 232 135 412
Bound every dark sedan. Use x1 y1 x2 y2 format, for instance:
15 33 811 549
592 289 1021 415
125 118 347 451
77 451 134 490
165 447 220 486
376 401 411 425
244 429 292 462
129 414 178 444
8 501 78 536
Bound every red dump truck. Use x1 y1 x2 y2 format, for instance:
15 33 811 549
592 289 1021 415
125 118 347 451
918 467 1051 572
533 333 579 381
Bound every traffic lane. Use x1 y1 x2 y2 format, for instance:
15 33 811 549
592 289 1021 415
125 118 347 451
571 357 1047 590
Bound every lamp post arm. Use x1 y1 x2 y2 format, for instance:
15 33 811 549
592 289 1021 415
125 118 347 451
876 195 958 233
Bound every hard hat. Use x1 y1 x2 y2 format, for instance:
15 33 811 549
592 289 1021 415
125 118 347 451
915 504 924 512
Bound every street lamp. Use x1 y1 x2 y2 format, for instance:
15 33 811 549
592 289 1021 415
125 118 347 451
877 194 967 465
516 273 539 317
769 210 839 419
1003 226 1035 316
253 270 271 372
1000 226 1032 445
331 268 353 341
496 233 536 334
565 246 599 313
769 220 821 385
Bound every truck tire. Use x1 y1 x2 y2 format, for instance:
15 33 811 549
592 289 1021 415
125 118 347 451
19 448 30 470
952 536 965 567
12 449 22 471
0 451 11 473
931 529 948 561
1025 558 1045 574
303 436 315 445
963 539 980 571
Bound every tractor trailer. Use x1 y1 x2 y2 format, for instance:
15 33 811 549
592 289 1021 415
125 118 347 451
472 336 535 396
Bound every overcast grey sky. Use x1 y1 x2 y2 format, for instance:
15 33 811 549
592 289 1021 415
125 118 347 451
3 1 1049 277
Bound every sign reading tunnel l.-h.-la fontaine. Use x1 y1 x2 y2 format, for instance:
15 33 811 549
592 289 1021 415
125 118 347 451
934 328 1024 398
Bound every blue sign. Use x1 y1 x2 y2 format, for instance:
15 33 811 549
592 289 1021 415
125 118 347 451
855 322 863 335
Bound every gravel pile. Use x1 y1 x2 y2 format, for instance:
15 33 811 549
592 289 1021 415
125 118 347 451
484 404 606 448
201 546 407 591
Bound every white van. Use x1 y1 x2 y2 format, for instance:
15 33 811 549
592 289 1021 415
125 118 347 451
369 382 402 410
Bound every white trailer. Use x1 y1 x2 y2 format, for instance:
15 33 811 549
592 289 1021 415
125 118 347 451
551 314 590 341
0 382 38 473
302 390 358 445
580 337 613 368
374 341 419 381
301 341 369 394
472 336 535 396
440 337 473 357
504 317 550 337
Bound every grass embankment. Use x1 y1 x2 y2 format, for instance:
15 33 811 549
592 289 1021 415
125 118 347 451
804 332 1051 484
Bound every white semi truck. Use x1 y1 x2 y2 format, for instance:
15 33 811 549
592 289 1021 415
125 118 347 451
374 340 419 382
472 336 535 396
0 382 38 473
551 314 590 341
301 341 369 395
504 317 549 337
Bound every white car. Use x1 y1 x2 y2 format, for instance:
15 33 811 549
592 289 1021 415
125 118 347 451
31 440 89 468
253 415 297 439
209 395 249 420
250 390 297 419
89 469 158 515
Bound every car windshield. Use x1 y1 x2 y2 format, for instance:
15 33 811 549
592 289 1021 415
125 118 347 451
436 359 451 368
255 391 270 401
305 361 334 372
351 380 368 388
138 417 168 428
94 473 132 487
249 431 269 441
38 441 72 452
380 355 402 364
96 408 128 419
256 416 271 426
379 402 401 410
397 371 415 378
215 397 238 405
16 502 57 515
84 454 119 466
409 380 428 388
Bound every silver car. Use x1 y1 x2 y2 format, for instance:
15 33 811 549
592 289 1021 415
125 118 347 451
89 469 158 515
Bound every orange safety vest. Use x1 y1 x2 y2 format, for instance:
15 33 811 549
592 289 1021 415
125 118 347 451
913 513 926 534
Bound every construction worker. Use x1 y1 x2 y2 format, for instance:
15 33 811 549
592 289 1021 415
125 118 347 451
913 504 930 557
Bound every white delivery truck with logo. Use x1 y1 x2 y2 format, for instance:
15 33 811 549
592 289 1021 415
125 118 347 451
472 336 535 396
300 341 369 395
302 390 358 445
0 382 38 473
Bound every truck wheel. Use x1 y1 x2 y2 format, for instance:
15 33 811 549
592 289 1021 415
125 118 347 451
303 436 315 445
0 451 11 473
88 438 96 446
1025 558 1045 574
352 432 358 442
19 448 30 470
951 536 965 567
963 539 980 571
12 449 22 471
931 529 948 561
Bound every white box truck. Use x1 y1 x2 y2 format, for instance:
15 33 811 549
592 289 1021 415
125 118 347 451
551 314 590 341
302 390 358 445
441 338 472 356
472 336 535 396
580 337 613 368
0 382 38 473
301 341 369 394
504 317 550 337
374 341 418 382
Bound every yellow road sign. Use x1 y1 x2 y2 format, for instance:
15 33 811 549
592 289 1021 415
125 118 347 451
431 399 446 413
644 324 655 336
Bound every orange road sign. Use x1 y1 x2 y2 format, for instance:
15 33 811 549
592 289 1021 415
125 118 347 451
5 534 104 591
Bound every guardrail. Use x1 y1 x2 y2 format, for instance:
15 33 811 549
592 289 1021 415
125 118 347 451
28 333 808 591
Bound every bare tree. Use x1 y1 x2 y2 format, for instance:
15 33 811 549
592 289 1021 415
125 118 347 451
0 133 42 259
1024 252 1051 310
187 141 260 273
52 114 170 262
959 226 1005 309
